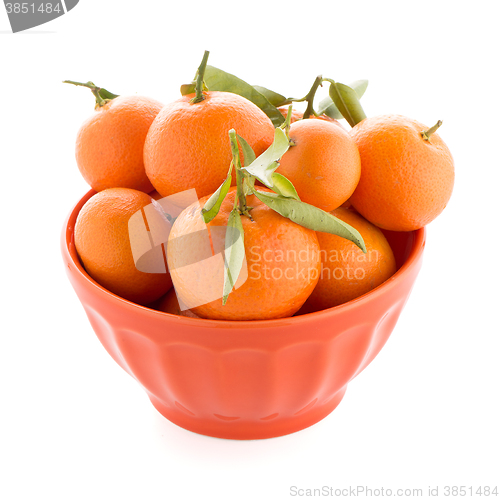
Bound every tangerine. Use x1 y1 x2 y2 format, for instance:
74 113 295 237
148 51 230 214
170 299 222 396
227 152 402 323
155 288 199 318
75 188 172 305
143 91 275 199
75 95 163 193
166 187 321 321
276 119 361 212
278 106 343 127
349 114 454 231
300 207 397 313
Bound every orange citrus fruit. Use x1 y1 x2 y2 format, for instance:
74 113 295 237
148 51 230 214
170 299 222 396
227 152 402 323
143 91 275 199
149 190 163 201
167 187 321 321
278 106 307 123
276 119 361 212
75 95 163 193
349 114 455 231
278 106 343 128
75 188 172 305
155 288 200 318
300 207 397 313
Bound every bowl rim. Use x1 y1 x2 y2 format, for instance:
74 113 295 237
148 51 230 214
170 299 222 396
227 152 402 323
62 189 426 329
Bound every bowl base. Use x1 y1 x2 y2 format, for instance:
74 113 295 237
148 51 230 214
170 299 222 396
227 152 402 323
148 386 347 440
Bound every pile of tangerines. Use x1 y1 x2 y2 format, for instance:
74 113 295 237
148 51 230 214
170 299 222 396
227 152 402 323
67 51 454 321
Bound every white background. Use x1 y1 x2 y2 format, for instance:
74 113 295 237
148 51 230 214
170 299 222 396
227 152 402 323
1 1 499 499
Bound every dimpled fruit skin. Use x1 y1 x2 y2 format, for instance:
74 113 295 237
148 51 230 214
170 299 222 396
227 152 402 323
74 188 172 305
155 288 200 318
276 119 361 212
278 106 344 128
167 188 321 321
143 91 275 199
75 95 164 193
349 114 455 231
300 207 397 313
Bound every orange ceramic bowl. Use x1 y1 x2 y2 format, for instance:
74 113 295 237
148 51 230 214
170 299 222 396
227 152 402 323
62 190 425 440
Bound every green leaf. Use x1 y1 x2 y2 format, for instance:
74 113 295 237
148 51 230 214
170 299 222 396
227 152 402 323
63 80 119 107
253 190 366 253
328 80 367 127
270 173 300 200
204 65 285 126
98 87 119 101
242 128 290 187
350 79 369 98
236 134 257 195
317 96 343 120
243 176 255 196
253 85 292 108
317 79 368 121
236 134 256 167
180 83 196 96
223 208 246 304
201 174 232 223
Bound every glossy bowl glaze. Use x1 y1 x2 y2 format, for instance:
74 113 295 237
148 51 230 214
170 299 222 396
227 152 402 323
62 190 425 440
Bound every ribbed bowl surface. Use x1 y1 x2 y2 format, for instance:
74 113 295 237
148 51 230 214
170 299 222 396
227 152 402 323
62 190 425 439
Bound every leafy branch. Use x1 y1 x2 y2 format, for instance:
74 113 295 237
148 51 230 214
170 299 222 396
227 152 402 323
200 119 366 304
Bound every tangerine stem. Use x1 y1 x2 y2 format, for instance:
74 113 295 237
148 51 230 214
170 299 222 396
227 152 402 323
63 80 118 108
280 105 295 145
191 50 210 104
236 169 247 215
302 75 323 119
421 120 443 141
228 130 248 216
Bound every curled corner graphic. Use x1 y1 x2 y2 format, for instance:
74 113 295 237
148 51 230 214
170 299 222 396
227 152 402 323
4 0 79 33
64 0 78 10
